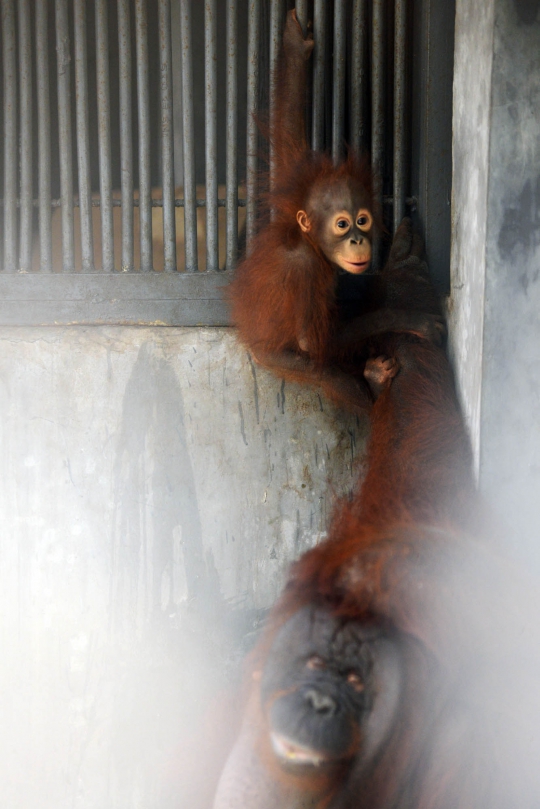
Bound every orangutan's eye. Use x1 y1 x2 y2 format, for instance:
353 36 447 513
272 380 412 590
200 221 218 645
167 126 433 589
332 216 351 236
306 655 326 670
346 671 365 692
356 210 373 231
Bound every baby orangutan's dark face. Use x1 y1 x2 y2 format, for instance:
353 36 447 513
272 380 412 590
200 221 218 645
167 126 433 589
297 178 375 274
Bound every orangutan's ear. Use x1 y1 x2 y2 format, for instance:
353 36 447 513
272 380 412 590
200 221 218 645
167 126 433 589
296 210 311 232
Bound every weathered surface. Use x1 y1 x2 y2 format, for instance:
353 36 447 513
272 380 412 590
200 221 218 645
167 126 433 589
479 1 540 563
0 271 231 326
450 0 540 564
0 326 366 808
448 0 495 468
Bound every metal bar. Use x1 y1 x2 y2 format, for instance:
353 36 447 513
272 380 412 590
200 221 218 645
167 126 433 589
311 0 325 151
96 0 114 271
332 0 347 162
135 0 153 271
269 0 282 187
117 0 133 272
55 0 75 272
74 0 94 271
393 0 407 232
179 0 197 271
371 0 385 204
411 0 455 290
245 0 260 251
18 0 32 271
295 0 308 35
36 0 52 272
204 0 218 270
158 0 176 272
226 0 238 269
350 0 367 154
2 0 17 271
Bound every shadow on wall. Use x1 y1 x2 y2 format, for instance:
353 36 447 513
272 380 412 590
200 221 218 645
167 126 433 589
514 0 540 24
108 340 262 806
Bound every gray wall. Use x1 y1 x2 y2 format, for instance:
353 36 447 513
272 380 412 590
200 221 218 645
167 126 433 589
450 0 540 565
0 326 365 808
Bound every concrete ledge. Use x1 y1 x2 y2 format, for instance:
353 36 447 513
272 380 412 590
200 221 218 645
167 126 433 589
0 271 232 326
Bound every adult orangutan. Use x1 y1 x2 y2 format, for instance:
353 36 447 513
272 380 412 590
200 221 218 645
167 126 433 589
212 337 540 808
228 10 444 415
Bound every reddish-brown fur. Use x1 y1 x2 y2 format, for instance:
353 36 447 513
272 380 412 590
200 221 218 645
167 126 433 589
212 11 538 809
231 153 378 369
228 11 444 416
213 338 540 809
293 339 477 591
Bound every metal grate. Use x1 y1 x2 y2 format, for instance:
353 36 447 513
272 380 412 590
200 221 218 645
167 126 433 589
0 0 454 322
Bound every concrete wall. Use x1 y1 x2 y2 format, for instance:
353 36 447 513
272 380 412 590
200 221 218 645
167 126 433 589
450 0 540 565
448 0 495 467
0 326 366 808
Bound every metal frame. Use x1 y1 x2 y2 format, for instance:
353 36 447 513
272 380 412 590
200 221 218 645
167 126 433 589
410 0 456 291
0 272 229 324
0 0 454 324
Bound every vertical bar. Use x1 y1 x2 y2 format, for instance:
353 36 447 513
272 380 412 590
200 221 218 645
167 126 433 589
55 0 75 272
371 0 385 269
350 0 367 155
74 0 94 271
332 0 347 162
226 0 238 269
36 0 52 272
269 0 282 186
371 0 385 201
158 0 176 272
393 0 406 232
245 0 260 251
311 0 325 151
135 0 153 271
18 0 32 271
412 0 455 289
96 0 114 271
2 0 17 271
205 0 218 270
295 0 308 35
179 0 197 271
118 0 133 272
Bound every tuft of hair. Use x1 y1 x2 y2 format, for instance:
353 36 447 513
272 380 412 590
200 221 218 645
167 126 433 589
258 149 382 243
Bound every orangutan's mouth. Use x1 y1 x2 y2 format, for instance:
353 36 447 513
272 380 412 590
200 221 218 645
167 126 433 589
343 259 370 273
270 732 330 767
